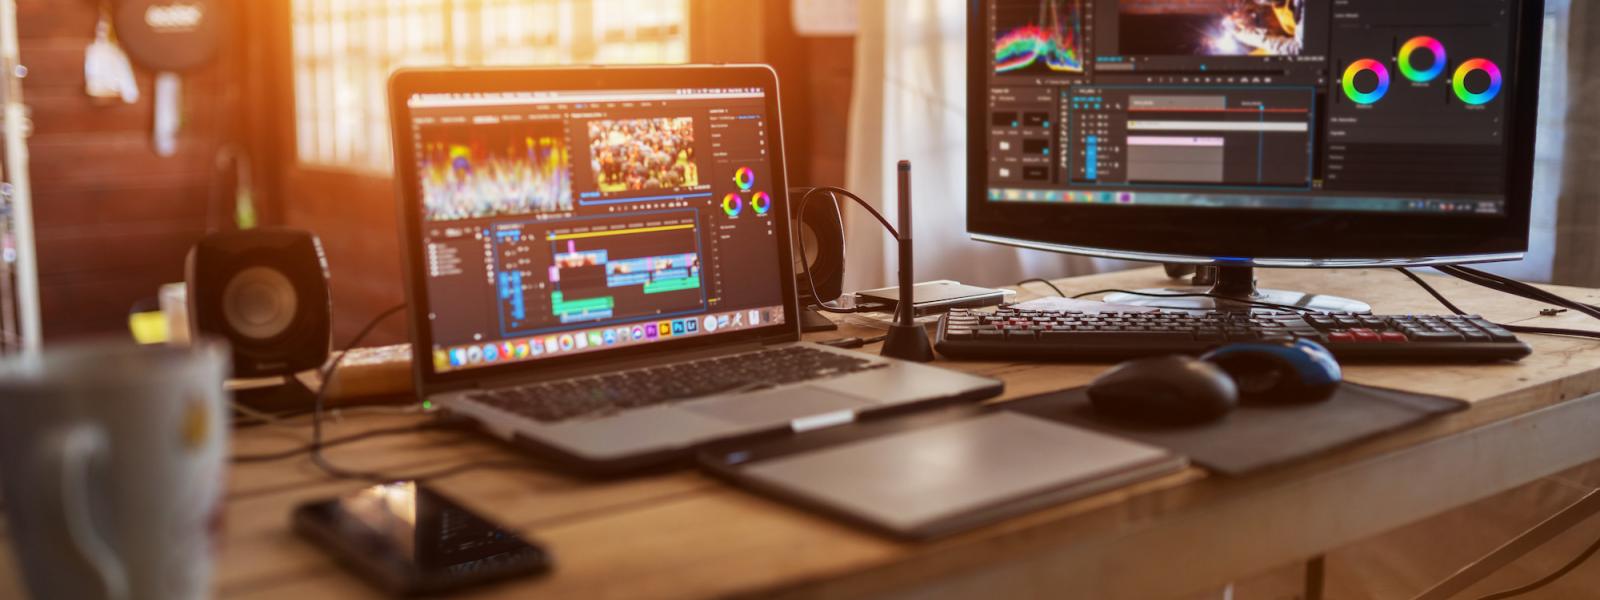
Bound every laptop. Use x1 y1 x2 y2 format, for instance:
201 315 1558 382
388 65 1003 473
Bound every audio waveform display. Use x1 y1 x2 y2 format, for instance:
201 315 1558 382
994 0 1085 75
418 119 573 223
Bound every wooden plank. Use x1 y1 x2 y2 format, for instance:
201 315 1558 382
30 182 213 229
35 225 205 277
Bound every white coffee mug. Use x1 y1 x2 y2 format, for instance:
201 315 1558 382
0 339 230 600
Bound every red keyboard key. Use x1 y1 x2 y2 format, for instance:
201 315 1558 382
1328 331 1356 343
1350 328 1381 343
1380 332 1408 343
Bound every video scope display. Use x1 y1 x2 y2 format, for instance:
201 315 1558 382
406 88 786 374
984 0 1521 215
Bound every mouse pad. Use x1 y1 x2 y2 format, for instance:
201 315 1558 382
1002 383 1469 476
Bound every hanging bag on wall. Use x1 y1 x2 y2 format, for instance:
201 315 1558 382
112 0 224 156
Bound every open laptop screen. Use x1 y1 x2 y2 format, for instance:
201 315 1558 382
403 86 786 374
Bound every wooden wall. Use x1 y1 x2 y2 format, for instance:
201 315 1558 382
17 0 244 340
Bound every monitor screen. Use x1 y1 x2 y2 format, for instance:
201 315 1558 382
401 87 787 374
981 0 1524 216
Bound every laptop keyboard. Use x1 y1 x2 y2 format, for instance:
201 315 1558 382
465 346 884 423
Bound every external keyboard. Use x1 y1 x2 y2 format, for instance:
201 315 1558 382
935 307 1533 363
466 345 883 423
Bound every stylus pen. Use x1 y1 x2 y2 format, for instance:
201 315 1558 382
897 161 914 326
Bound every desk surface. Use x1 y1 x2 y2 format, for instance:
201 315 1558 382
5 267 1600 600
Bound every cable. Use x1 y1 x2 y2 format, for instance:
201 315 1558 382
1438 265 1600 321
298 305 528 483
1069 288 1323 314
817 334 889 349
1394 268 1469 315
795 187 900 315
1395 268 1600 341
1471 531 1600 600
231 420 457 463
1016 278 1067 298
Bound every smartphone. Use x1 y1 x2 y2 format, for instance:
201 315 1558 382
292 481 552 596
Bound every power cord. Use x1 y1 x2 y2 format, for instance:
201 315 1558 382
795 187 901 315
232 420 457 463
1395 268 1600 341
1016 278 1067 298
254 304 530 483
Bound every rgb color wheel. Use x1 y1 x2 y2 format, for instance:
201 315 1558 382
722 193 743 217
751 191 772 215
1398 36 1447 83
1453 59 1503 105
734 167 755 191
1342 59 1391 105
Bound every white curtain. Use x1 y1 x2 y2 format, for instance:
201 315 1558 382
843 0 1105 293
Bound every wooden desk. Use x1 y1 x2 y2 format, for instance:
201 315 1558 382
5 268 1600 599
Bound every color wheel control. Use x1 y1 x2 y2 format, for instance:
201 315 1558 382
1399 36 1447 83
1342 59 1391 105
1453 59 1503 105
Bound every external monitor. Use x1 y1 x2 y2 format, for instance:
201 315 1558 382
968 0 1546 311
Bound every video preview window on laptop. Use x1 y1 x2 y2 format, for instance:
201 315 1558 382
405 87 787 373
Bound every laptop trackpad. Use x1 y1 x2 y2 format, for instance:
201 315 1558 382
685 386 872 426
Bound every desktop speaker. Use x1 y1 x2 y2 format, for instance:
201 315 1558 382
790 187 846 303
186 228 332 378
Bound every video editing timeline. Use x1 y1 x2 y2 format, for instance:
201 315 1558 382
1067 87 1315 187
491 211 706 336
406 88 786 374
985 0 1518 215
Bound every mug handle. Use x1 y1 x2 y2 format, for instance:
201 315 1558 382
40 425 129 600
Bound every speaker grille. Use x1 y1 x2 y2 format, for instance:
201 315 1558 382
221 266 299 341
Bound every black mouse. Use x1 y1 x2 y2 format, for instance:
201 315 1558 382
1087 355 1239 426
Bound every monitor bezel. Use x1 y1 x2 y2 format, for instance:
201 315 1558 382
966 0 1544 264
388 65 800 393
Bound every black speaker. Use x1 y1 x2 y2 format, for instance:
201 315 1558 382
790 187 846 303
186 228 332 378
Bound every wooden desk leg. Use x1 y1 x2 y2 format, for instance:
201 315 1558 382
1413 488 1600 600
1305 555 1326 600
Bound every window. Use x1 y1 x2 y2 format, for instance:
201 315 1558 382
290 0 690 173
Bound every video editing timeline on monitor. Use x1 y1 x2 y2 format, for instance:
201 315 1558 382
405 87 786 374
985 0 1517 214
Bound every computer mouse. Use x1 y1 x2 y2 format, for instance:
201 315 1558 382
1088 355 1239 426
1200 339 1342 405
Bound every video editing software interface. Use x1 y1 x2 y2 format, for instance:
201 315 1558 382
985 0 1520 214
406 87 786 374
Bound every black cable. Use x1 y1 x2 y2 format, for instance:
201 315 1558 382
231 420 457 463
1471 531 1600 600
1069 288 1323 314
1395 268 1600 341
1447 265 1600 312
1394 268 1468 315
1016 278 1067 298
817 334 889 349
303 305 528 483
795 187 900 315
1439 265 1600 321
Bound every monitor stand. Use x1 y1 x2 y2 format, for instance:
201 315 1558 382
1102 265 1371 314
